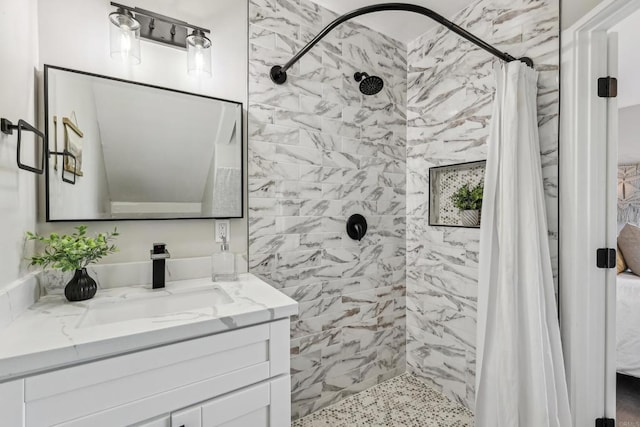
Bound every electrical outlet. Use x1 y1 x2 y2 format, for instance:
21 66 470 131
215 220 230 243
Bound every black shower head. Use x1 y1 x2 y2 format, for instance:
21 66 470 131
354 72 384 96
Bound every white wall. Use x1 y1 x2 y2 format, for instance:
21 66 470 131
619 105 640 164
38 0 247 103
614 7 640 164
0 0 39 288
36 0 248 264
611 7 640 109
562 0 604 29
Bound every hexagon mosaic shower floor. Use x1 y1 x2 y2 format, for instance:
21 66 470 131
292 373 474 427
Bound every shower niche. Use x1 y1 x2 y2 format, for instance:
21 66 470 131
429 160 486 228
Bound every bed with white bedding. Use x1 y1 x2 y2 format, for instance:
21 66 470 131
617 271 640 378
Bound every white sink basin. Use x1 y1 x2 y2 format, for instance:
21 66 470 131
77 286 233 328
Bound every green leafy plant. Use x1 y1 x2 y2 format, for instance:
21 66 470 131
451 182 484 211
26 225 119 271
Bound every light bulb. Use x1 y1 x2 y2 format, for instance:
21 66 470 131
194 49 204 74
120 30 131 59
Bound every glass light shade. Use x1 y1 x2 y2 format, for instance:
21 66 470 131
186 30 212 76
109 9 141 64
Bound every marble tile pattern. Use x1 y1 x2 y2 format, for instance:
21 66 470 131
292 372 473 427
248 0 407 418
405 0 559 410
0 273 297 382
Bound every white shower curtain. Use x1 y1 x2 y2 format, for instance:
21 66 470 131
475 62 571 426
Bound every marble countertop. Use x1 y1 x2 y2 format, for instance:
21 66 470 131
0 273 297 383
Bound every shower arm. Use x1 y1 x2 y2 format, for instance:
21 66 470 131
270 2 533 84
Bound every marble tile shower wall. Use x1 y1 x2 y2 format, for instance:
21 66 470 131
247 0 407 419
405 0 559 411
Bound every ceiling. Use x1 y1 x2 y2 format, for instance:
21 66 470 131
313 0 478 43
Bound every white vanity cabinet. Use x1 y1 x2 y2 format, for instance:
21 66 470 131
7 318 291 427
0 379 24 425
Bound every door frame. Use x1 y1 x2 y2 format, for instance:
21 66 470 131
560 0 640 425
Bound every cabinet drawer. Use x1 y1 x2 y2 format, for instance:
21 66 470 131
25 320 291 427
58 364 270 427
26 324 268 402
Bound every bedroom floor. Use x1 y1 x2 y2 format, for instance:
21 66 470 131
292 373 473 427
618 373 640 427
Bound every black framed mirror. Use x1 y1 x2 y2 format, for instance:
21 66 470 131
44 65 243 222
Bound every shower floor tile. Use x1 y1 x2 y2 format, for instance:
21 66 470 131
292 373 473 427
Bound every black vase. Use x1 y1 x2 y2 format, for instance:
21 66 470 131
65 268 97 302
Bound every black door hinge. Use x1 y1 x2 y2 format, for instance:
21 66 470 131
598 77 618 98
596 248 617 269
596 417 615 427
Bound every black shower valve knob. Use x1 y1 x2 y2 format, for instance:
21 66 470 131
346 214 368 241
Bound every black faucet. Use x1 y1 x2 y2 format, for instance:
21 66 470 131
150 243 170 289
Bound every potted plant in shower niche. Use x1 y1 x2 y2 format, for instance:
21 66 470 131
451 182 484 227
27 226 119 302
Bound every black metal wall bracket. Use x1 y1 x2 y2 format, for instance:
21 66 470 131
1 118 46 174
596 248 617 269
596 417 615 427
49 151 77 185
597 77 617 98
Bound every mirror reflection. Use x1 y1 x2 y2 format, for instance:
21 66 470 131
45 65 242 221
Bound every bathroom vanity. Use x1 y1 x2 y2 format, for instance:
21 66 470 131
0 273 297 427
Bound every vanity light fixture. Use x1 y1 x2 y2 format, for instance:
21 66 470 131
109 7 141 64
108 2 212 76
186 29 212 76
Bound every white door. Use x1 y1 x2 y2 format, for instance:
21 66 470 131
559 1 640 425
560 26 611 427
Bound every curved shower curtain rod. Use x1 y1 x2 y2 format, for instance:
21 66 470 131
270 2 533 84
